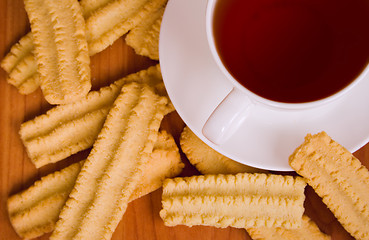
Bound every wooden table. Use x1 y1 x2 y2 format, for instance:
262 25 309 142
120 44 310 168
0 0 367 239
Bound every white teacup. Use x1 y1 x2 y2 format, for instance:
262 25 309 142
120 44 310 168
202 0 369 145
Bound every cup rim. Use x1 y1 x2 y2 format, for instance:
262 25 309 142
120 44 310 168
205 0 368 110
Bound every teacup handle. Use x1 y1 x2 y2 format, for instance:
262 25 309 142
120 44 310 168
202 88 254 144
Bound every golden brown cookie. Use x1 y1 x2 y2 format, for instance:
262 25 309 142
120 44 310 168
180 126 265 174
126 5 164 60
20 65 168 168
51 82 172 240
24 0 91 104
247 215 330 240
289 132 369 240
160 173 306 229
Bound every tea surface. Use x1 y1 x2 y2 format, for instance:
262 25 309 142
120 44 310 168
213 0 369 103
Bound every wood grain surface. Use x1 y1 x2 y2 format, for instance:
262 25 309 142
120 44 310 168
0 0 368 239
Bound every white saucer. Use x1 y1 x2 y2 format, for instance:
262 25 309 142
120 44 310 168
159 0 369 171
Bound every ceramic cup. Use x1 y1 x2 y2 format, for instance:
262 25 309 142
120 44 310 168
202 0 369 145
